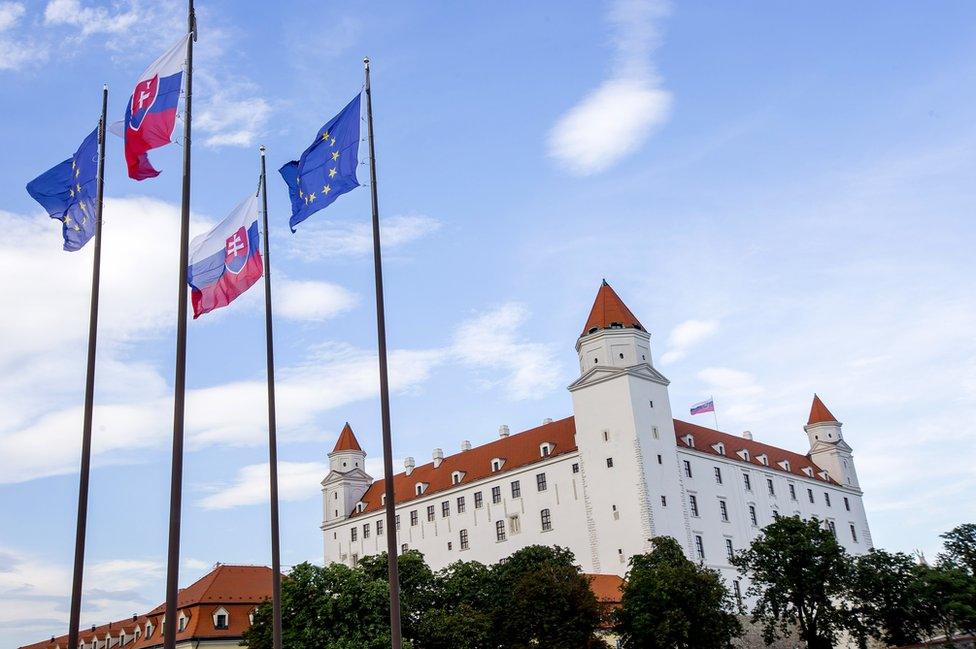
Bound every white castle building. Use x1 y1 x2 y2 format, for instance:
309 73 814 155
321 281 872 596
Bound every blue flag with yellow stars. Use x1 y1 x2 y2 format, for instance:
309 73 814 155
279 93 361 232
26 128 99 251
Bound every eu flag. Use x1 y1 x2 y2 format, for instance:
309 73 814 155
26 128 99 251
280 93 361 232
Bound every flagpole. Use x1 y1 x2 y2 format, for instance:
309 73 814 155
712 395 720 430
363 56 403 649
65 82 108 649
163 2 194 647
259 145 284 649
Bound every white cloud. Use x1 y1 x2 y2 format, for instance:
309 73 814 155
197 461 329 510
274 279 358 322
452 303 562 400
660 319 719 364
43 0 138 35
548 0 671 175
0 1 23 30
195 78 273 148
286 214 442 261
0 1 41 71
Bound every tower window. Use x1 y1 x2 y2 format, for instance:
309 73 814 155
749 505 758 526
689 494 699 517
824 492 831 507
808 488 814 504
850 524 858 542
603 430 609 442
652 426 659 439
618 352 624 359
714 466 723 484
661 495 667 507
695 534 705 559
789 484 797 500
743 473 752 491
606 457 614 468
767 478 775 496
719 499 729 522
726 538 734 560
572 462 580 474
844 497 850 511
657 454 662 464
683 460 692 478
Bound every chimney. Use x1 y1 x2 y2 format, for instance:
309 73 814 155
542 417 553 425
404 456 415 475
742 430 753 440
499 425 510 438
432 448 444 468
461 440 472 452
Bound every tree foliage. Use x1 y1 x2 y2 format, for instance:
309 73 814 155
614 536 742 649
939 523 976 576
731 515 850 649
846 549 930 647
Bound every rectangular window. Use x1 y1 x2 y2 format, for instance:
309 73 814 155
714 466 723 484
495 519 506 542
661 495 667 507
808 488 814 504
767 478 775 496
652 425 659 438
541 508 552 531
733 580 742 607
511 480 521 498
410 510 418 526
789 483 797 500
509 514 521 534
363 523 370 538
607 457 614 468
749 505 758 526
695 534 705 559
460 529 469 550
683 460 692 478
351 527 358 541
442 501 450 518
401 543 408 554
844 497 850 511
689 494 699 517
536 472 547 491
474 491 484 508
427 505 435 522
377 519 383 535
657 454 662 464
743 473 752 491
395 514 401 530
492 486 501 504
850 524 858 542
726 538 734 560
772 509 780 520
828 520 837 537
719 499 729 522
457 496 466 513
572 462 580 474
824 492 831 507
447 541 453 551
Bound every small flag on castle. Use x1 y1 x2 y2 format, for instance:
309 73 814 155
690 398 715 416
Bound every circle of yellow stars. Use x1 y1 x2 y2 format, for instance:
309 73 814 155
63 157 90 232
295 129 341 206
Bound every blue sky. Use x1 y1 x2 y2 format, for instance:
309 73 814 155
2 0 976 645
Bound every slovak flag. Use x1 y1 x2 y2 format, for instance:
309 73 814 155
690 399 715 416
124 34 190 180
187 194 263 319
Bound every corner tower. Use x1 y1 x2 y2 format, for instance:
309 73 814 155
321 423 372 526
804 395 860 489
568 281 690 575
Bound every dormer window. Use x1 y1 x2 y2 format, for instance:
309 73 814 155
712 442 725 456
213 607 229 630
356 502 365 513
415 482 428 496
819 470 830 481
778 460 791 472
802 467 814 477
539 443 553 458
491 458 505 472
756 453 768 466
451 471 465 485
381 494 386 505
145 621 154 638
737 449 750 462
683 434 695 448
178 612 188 632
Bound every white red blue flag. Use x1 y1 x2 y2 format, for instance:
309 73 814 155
690 399 715 416
124 34 189 180
187 195 263 319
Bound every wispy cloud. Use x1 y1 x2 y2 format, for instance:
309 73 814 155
43 0 138 35
197 461 329 510
660 319 719 364
286 214 442 261
548 0 672 175
0 1 42 70
195 76 273 148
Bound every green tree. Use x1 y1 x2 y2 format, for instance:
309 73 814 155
614 536 742 649
846 549 929 647
358 550 436 640
916 563 976 644
490 545 607 649
731 515 851 649
939 523 976 576
242 561 393 649
415 560 495 649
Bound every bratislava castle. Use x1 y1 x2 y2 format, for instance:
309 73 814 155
321 281 872 596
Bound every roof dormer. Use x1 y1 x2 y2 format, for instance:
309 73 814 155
451 470 465 485
711 442 725 456
756 453 769 466
539 442 553 458
802 467 814 477
737 449 750 462
778 459 791 472
490 458 505 472
213 606 229 630
414 482 428 496
682 434 695 448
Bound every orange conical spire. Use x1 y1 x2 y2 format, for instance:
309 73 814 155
580 280 645 337
807 395 838 425
331 422 363 452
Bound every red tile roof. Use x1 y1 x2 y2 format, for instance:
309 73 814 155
146 564 274 613
353 417 578 516
674 419 838 484
587 573 624 603
351 411 837 517
581 280 645 337
807 394 838 425
332 422 363 452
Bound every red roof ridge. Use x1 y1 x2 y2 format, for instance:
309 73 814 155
332 422 363 453
807 394 838 425
581 280 645 337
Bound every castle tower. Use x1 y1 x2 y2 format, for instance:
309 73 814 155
321 423 372 526
804 395 860 489
569 281 690 574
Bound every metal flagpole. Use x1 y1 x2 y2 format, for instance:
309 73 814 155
258 146 284 649
363 56 404 649
65 82 108 649
712 395 720 430
163 2 194 647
